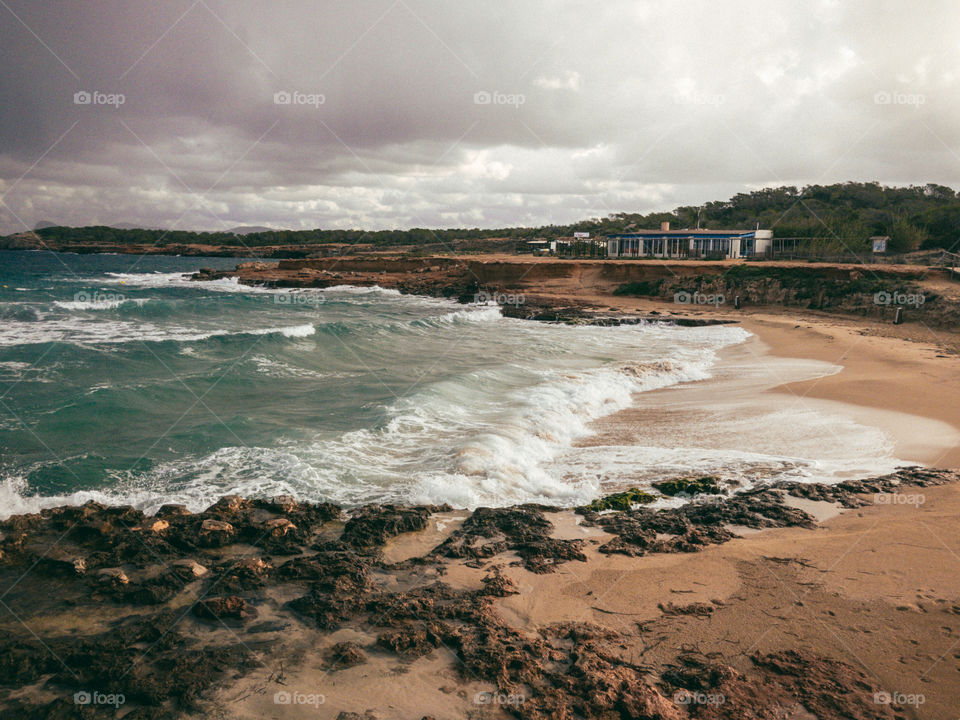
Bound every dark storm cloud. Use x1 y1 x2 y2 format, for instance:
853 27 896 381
1 0 959 232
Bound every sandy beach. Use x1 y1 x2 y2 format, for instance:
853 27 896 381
581 313 960 474
741 314 960 467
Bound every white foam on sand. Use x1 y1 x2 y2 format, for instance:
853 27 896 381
551 335 955 498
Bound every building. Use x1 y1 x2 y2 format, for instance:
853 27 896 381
605 222 773 260
555 235 606 258
522 239 553 255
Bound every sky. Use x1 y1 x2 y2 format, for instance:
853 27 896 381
0 0 958 234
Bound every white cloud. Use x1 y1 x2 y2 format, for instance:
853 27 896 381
1 0 959 233
534 70 582 91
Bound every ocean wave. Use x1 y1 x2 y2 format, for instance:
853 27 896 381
101 271 195 287
0 288 770 516
0 318 317 347
102 271 278 294
321 284 402 296
53 298 151 311
412 359 715 507
0 341 723 515
103 272 412 304
1 304 44 322
250 355 337 379
0 449 373 518
0 360 33 380
412 305 504 327
250 323 316 338
550 437 903 499
0 474 197 519
54 299 124 310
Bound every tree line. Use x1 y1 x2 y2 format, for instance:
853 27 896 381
19 182 960 254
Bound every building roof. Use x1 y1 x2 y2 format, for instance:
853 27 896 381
606 229 756 239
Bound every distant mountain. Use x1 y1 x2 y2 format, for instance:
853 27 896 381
228 225 278 235
33 220 61 230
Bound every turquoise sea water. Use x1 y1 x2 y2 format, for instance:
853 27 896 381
0 250 901 516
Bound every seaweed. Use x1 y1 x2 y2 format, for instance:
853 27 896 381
577 488 659 513
653 475 723 497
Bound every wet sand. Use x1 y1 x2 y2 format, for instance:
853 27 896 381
740 314 960 467
580 321 960 488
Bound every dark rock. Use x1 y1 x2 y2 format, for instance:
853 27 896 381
325 641 367 670
340 504 441 549
35 551 87 577
434 506 584 573
285 551 373 629
653 475 723 497
217 556 272 592
658 601 714 616
193 595 255 623
753 649 902 719
0 474 954 718
96 567 130 589
590 489 813 557
481 569 519 597
155 504 192 519
198 518 235 547
377 622 448 659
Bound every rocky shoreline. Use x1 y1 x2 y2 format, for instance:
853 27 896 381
0 466 953 718
190 254 960 330
190 260 740 328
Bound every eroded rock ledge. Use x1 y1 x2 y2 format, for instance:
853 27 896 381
0 467 952 718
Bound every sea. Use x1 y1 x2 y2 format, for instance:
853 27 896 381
0 250 905 518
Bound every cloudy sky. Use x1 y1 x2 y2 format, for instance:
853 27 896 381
0 0 958 234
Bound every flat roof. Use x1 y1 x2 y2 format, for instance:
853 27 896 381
606 229 756 238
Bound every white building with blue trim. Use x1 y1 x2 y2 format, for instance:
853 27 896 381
605 224 773 259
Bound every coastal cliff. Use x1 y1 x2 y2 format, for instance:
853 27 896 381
192 255 960 331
